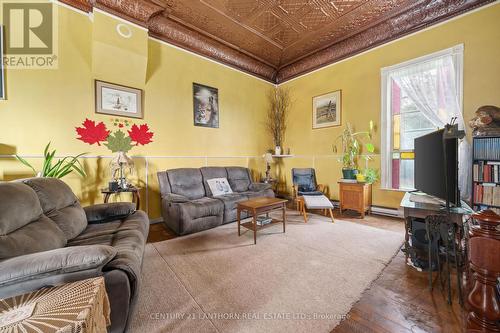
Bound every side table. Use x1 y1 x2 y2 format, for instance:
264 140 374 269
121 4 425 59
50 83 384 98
102 186 141 210
0 277 110 333
338 182 372 218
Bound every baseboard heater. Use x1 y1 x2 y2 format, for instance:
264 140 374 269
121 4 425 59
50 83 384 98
331 200 402 218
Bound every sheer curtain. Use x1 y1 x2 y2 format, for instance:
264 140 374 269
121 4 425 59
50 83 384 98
391 54 471 201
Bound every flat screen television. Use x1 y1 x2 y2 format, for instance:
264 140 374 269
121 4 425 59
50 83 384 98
414 128 459 207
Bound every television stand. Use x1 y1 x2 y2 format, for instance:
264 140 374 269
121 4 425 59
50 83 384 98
400 192 473 304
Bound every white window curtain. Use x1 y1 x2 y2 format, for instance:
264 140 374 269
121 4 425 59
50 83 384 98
390 47 471 200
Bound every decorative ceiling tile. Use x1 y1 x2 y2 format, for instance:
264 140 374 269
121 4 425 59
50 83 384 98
60 0 495 83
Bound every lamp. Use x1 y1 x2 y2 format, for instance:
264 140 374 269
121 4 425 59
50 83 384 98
110 151 134 189
263 153 273 183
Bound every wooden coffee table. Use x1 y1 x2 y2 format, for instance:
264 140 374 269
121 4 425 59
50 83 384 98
237 197 288 244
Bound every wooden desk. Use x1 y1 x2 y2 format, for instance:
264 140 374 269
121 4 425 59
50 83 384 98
338 182 372 218
237 197 287 244
400 192 473 263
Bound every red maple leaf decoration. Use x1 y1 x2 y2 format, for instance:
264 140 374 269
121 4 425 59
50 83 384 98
76 119 110 146
128 124 154 146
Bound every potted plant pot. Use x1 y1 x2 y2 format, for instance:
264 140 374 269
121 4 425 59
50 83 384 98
342 168 358 180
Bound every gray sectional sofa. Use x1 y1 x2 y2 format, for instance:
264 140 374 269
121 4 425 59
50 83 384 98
158 166 274 235
0 178 149 333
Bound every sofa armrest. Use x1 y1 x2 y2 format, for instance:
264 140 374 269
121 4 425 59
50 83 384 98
84 202 136 223
0 245 117 289
163 193 190 203
249 183 272 192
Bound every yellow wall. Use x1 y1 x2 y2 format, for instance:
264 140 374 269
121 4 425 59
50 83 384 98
279 3 500 208
0 6 272 219
1 3 499 218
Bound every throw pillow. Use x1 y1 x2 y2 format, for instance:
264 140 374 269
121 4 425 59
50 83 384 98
207 178 233 196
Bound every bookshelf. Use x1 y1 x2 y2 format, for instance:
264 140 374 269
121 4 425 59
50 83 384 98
472 135 500 214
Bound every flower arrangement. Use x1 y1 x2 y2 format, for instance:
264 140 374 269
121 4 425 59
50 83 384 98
76 118 154 152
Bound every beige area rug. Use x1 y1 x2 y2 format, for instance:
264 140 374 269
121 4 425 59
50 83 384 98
129 212 404 333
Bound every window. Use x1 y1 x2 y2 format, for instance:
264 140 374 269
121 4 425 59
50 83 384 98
381 45 463 190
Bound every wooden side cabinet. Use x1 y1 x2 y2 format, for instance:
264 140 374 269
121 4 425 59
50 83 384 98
338 182 372 218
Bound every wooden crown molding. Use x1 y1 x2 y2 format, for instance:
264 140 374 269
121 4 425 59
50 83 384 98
59 0 494 84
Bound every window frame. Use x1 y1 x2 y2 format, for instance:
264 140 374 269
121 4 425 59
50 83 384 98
380 44 464 191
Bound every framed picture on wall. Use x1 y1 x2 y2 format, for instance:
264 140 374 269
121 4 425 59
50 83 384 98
0 26 5 100
95 80 143 118
193 83 219 128
312 90 341 129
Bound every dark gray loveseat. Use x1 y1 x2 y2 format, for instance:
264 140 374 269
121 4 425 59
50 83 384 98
158 167 274 235
0 178 149 333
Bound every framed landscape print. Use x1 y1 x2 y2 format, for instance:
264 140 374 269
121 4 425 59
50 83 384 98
193 83 219 128
312 90 341 129
95 80 143 118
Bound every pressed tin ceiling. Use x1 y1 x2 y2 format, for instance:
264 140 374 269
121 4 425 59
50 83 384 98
62 0 494 83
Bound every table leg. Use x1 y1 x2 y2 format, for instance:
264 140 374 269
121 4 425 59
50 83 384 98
282 203 286 233
252 210 257 245
404 216 411 263
134 191 141 210
237 208 241 236
104 193 111 203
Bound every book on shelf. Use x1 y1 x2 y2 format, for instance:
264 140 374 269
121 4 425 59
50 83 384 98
473 183 500 206
473 137 500 160
473 161 500 183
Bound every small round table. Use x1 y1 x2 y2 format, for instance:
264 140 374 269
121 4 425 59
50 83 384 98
101 186 141 210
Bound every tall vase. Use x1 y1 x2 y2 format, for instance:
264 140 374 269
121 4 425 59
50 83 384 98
274 146 281 156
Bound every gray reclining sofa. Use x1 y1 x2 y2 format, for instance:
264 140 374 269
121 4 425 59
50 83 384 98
157 166 274 235
0 177 149 333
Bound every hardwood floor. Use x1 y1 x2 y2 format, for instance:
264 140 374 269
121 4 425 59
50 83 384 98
147 210 465 333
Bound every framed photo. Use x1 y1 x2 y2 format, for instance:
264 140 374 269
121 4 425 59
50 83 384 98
95 80 143 118
0 26 5 100
193 83 219 128
312 90 341 129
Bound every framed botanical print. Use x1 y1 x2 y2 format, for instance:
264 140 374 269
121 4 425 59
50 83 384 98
95 80 143 118
312 90 341 129
193 83 219 128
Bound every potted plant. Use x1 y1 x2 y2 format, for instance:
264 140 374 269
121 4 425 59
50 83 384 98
333 121 375 179
266 87 291 155
16 142 86 178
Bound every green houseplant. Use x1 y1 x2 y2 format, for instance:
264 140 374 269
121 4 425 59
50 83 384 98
16 142 86 178
333 121 375 179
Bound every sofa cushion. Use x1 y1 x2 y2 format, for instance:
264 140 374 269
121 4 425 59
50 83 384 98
216 193 248 212
241 189 275 199
0 245 116 286
200 167 228 196
0 215 67 260
0 182 43 235
23 178 87 240
226 167 251 192
179 197 224 220
167 168 205 200
68 210 150 301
